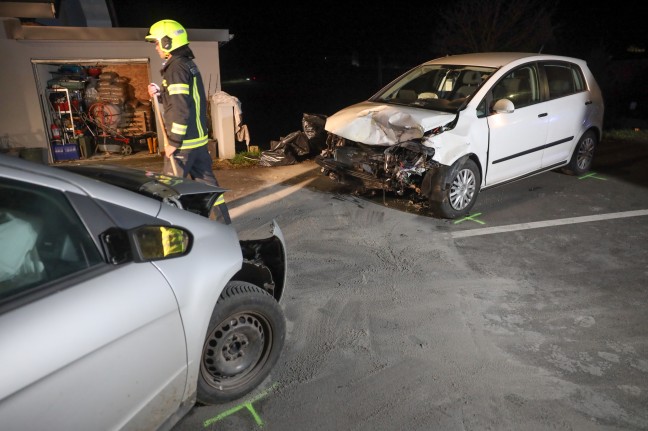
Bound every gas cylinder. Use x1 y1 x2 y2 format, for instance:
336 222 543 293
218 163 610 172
50 122 62 143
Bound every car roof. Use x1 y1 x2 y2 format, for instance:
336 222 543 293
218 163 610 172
422 52 584 68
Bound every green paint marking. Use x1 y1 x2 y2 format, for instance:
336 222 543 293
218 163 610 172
203 382 280 428
578 172 606 180
453 212 485 225
246 402 264 426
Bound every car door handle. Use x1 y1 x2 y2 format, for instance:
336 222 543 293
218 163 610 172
538 113 548 117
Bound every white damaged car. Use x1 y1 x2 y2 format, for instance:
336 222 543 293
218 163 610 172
316 52 604 218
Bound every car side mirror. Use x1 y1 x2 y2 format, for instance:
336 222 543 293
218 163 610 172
100 225 193 265
492 98 515 114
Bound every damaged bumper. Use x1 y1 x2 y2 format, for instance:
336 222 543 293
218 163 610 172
236 220 287 302
316 154 389 190
316 136 445 200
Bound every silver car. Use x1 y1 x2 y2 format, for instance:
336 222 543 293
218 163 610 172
0 154 287 430
317 52 605 218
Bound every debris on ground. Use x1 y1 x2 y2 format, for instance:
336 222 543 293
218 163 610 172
258 113 328 167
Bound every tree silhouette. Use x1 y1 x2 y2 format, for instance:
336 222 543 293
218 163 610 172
432 0 558 55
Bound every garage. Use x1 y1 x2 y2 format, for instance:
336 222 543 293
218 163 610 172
34 59 155 161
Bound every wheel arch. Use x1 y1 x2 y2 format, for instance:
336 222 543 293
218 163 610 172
231 222 287 303
232 261 284 302
574 125 601 148
421 153 482 202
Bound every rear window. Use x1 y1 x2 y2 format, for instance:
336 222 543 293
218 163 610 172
543 62 585 99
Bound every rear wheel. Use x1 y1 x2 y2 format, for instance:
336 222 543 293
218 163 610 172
197 281 286 404
431 159 481 219
562 130 597 175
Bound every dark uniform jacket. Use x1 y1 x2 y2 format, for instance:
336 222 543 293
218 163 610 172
160 46 209 150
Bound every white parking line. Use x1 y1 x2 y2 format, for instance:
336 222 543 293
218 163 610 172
451 209 648 239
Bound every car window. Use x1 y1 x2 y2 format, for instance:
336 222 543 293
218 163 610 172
0 178 104 305
543 62 585 99
490 65 540 110
371 64 495 112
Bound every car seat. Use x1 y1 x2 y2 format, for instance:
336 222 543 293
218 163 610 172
454 71 483 99
397 89 417 102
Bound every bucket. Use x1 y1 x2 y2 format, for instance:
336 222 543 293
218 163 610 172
78 136 95 159
87 67 102 77
19 148 47 164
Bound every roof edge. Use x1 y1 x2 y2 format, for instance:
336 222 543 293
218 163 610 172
3 19 230 42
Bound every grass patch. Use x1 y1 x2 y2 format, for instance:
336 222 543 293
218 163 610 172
229 150 261 167
603 128 648 143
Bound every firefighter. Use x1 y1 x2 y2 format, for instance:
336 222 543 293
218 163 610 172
146 19 231 224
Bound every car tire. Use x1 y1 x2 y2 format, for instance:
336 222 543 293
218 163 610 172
562 130 597 176
197 281 285 404
431 158 481 219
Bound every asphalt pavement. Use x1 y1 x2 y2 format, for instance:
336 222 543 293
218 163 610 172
71 138 648 430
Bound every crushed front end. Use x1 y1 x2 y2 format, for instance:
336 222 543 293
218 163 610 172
316 136 441 199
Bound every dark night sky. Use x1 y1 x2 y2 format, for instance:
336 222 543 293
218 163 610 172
111 0 646 63
110 0 647 148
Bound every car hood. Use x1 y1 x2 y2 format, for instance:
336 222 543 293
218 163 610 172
57 164 228 199
324 101 456 146
58 164 229 219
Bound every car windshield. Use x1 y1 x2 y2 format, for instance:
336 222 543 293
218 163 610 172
371 64 496 112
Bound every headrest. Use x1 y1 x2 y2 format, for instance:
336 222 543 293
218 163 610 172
463 71 482 85
398 89 417 101
550 80 569 92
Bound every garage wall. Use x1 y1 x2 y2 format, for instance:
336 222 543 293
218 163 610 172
0 18 228 160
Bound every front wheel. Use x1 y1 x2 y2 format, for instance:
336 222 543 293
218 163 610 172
431 159 481 219
197 281 286 404
562 130 597 175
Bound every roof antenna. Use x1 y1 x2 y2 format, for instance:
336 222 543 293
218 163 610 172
538 44 544 54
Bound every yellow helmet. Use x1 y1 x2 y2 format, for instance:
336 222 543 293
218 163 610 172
145 19 189 53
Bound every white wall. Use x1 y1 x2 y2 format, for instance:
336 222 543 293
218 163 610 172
0 19 224 156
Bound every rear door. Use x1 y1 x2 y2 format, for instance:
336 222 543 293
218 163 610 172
0 171 187 430
539 61 591 169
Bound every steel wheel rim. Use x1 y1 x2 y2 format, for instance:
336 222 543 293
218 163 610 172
576 136 595 170
201 312 271 390
449 168 476 211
